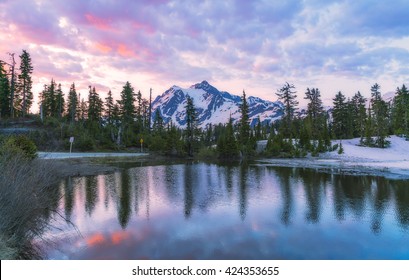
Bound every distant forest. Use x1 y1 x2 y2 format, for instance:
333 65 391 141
1 50 408 158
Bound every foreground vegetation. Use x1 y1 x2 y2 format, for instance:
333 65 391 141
0 136 62 259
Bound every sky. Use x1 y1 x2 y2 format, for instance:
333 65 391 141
0 0 408 111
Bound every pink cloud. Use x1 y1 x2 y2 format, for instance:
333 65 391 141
85 13 113 31
117 44 135 58
132 21 155 34
95 42 113 54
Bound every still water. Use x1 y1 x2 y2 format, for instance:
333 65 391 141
41 162 409 259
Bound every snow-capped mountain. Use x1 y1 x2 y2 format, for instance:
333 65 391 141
151 80 283 128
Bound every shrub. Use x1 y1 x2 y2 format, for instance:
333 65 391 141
75 134 96 151
0 154 61 259
338 142 344 154
0 135 37 160
197 146 217 159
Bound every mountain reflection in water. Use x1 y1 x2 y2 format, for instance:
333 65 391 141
42 162 409 260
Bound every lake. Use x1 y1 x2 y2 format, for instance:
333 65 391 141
40 161 409 259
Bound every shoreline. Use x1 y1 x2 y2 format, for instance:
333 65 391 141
37 135 409 180
255 158 409 180
37 153 153 178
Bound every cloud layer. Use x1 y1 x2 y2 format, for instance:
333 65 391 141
1 0 408 107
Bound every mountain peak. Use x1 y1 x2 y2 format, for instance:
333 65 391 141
152 82 284 128
190 80 223 98
191 80 213 90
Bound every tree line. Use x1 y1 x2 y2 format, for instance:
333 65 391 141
1 50 408 158
0 50 33 118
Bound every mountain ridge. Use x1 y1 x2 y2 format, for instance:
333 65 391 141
151 81 284 128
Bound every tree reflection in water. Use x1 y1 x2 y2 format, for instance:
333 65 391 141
48 162 409 259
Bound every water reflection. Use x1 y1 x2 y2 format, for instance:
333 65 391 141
118 170 132 229
85 176 98 215
239 164 248 220
45 162 409 259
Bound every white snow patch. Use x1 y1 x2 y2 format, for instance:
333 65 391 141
259 135 409 179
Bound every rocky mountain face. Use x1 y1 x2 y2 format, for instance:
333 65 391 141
151 81 283 128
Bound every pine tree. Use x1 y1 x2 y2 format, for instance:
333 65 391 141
0 61 11 118
136 90 143 129
111 102 121 124
364 105 374 146
141 98 149 130
119 81 136 125
392 84 409 138
67 83 78 123
55 83 65 118
255 116 262 140
345 98 355 139
370 83 389 148
148 88 152 132
79 98 87 122
239 90 250 153
276 82 298 138
152 108 164 134
351 91 367 141
217 117 239 158
304 88 325 140
184 95 198 157
16 50 33 116
39 79 57 118
104 90 114 124
332 91 348 139
87 86 103 123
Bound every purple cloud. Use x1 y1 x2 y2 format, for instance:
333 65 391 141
0 0 407 108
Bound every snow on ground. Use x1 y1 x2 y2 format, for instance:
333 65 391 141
324 135 409 162
258 135 409 179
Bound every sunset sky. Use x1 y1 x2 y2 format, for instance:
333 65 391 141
1 0 408 110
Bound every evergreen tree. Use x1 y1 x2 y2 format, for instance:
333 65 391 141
165 122 184 155
217 117 239 158
152 108 164 134
392 84 409 138
304 88 325 140
345 98 355 139
351 91 367 141
255 116 262 140
141 98 149 130
111 102 121 124
332 91 348 139
136 90 143 129
148 88 152 131
276 82 298 138
0 61 11 118
239 90 250 153
184 95 198 157
55 83 65 118
87 86 103 123
119 81 136 125
370 83 389 148
40 79 57 118
79 98 87 122
67 83 78 123
364 105 374 146
104 90 114 124
16 50 33 116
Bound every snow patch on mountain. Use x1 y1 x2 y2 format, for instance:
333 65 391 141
151 81 283 128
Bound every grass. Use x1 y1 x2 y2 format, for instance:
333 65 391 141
0 153 62 259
